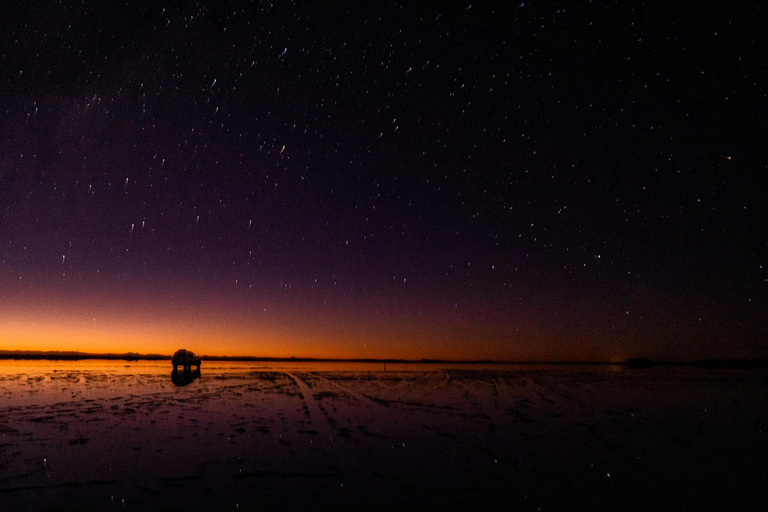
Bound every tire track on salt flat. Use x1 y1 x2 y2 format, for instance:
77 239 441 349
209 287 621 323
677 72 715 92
283 372 332 437
304 372 388 408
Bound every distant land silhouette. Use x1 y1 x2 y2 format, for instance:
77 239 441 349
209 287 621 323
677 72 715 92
623 358 768 369
0 350 167 361
0 350 766 369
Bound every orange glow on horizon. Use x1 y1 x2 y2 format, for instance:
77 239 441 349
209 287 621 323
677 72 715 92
0 280 634 362
0 315 528 360
0 281 532 360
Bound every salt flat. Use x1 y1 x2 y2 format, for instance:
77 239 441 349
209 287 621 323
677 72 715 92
1 361 766 511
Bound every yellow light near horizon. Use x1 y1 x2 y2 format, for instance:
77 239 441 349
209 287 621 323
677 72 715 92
0 314 371 359
0 290 549 361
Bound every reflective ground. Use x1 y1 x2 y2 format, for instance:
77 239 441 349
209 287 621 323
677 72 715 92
1 361 766 511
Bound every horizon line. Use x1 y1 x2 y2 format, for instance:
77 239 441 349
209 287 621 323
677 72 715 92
0 350 766 368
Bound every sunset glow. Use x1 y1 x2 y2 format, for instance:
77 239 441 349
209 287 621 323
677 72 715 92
0 2 764 362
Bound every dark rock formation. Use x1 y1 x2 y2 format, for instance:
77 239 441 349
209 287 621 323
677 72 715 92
171 349 201 386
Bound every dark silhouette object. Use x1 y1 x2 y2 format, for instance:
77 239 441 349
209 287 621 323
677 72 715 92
171 349 201 386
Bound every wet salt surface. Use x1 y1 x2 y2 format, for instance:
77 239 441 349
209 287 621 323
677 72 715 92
1 361 767 511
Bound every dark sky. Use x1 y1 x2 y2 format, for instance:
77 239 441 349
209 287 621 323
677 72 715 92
0 1 765 360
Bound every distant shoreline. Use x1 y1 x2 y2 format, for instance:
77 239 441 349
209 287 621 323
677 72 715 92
0 351 766 369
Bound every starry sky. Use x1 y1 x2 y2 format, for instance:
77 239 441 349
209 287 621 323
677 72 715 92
0 1 765 361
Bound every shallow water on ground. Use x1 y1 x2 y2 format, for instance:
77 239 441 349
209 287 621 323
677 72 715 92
1 361 766 511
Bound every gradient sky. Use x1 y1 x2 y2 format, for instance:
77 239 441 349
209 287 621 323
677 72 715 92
1 2 765 360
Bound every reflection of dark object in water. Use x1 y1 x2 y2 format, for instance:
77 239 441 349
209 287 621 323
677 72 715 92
171 349 201 386
171 367 200 386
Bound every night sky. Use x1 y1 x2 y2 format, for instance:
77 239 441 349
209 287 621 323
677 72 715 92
1 2 765 360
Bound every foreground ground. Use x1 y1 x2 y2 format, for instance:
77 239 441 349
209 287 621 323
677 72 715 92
1 362 766 511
